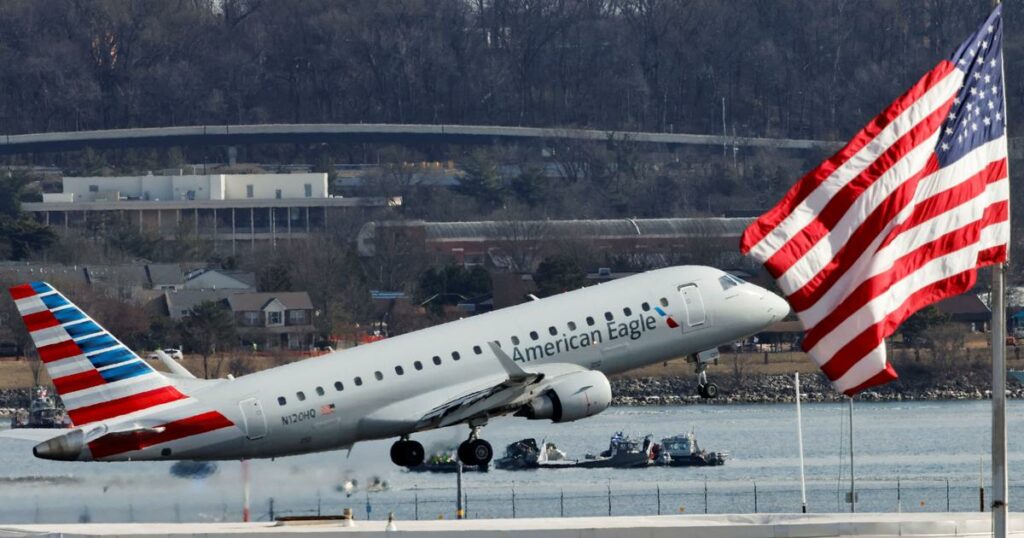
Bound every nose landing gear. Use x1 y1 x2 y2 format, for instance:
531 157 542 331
390 437 425 468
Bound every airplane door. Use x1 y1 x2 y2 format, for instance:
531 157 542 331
238 398 267 440
677 284 706 327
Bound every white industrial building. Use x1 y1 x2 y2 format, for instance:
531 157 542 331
45 173 328 203
26 173 397 252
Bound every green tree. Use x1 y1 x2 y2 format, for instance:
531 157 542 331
454 151 504 209
257 259 293 292
533 255 587 297
417 264 492 315
181 301 236 379
509 166 546 207
0 172 56 260
899 306 949 346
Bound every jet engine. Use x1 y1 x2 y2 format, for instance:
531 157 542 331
33 428 85 461
517 370 612 423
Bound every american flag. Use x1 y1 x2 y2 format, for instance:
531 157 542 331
321 403 336 415
740 6 1009 396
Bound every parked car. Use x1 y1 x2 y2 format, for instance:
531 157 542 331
148 348 184 361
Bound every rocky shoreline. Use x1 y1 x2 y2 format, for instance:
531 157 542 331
610 372 1024 405
0 388 32 416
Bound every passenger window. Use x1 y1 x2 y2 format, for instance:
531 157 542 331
452 351 461 360
512 336 520 345
567 321 577 331
530 331 539 340
277 396 286 406
297 391 306 401
414 361 423 370
660 297 669 307
395 365 404 375
548 326 557 336
473 346 482 355
334 381 344 391
315 386 325 396
586 316 595 326
623 307 632 316
354 377 363 386
433 356 442 365
642 302 650 311
374 371 383 381
604 312 613 321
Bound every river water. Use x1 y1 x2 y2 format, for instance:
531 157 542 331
1 400 1022 523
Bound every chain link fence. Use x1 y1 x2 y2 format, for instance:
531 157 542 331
6 478 1022 523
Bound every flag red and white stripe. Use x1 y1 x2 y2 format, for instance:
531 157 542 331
740 6 1009 395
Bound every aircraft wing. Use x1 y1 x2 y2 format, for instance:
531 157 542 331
414 342 587 429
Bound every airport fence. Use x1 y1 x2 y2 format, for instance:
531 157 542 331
9 477 1017 524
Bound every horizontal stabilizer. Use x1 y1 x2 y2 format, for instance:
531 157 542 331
154 350 196 379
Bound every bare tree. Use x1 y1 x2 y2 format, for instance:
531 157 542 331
491 212 550 273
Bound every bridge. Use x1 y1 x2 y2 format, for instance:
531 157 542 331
0 123 842 155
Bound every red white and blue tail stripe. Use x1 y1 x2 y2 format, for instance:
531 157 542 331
9 281 189 426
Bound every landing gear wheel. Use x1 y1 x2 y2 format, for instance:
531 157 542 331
698 383 718 399
458 439 493 467
390 440 425 467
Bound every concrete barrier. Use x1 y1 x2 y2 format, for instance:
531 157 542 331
1 512 1021 537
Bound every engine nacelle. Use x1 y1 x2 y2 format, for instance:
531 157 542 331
517 370 612 423
33 428 85 461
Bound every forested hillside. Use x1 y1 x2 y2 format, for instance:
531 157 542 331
0 0 1016 140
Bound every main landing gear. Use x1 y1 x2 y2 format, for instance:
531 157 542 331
696 364 718 399
390 437 425 468
457 423 493 468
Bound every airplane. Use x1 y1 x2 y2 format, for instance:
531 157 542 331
2 265 788 467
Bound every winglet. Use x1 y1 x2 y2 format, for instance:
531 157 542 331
487 341 531 381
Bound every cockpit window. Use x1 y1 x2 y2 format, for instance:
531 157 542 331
719 274 744 290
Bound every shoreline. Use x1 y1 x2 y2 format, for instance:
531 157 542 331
609 372 1024 406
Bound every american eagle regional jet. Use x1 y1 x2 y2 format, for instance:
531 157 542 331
3 266 787 467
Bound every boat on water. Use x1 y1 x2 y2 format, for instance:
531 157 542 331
576 432 655 469
10 386 70 429
406 450 489 473
495 438 575 470
169 461 218 479
658 431 727 466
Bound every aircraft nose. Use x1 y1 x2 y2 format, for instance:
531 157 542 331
764 289 790 322
741 283 789 330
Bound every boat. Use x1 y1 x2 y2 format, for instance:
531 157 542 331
169 461 218 479
10 386 70 429
406 450 489 473
658 431 727 466
495 438 575 470
576 432 655 469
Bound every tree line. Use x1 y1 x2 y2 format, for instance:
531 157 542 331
1 0 1014 142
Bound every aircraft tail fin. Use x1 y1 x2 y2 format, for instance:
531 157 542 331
9 282 188 426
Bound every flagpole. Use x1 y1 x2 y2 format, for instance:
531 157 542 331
993 1 1009 535
848 396 855 513
992 263 1007 535
795 372 807 513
